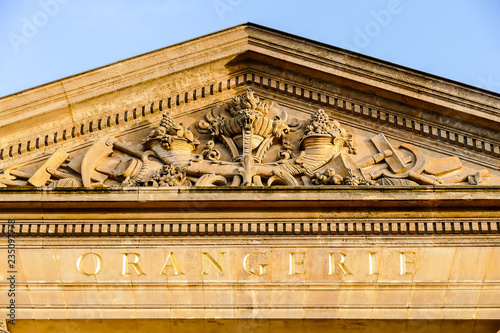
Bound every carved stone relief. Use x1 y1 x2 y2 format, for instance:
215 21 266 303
0 320 9 333
0 89 493 188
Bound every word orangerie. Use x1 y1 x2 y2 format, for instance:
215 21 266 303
75 251 417 277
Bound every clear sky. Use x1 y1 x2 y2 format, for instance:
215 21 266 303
1 0 499 98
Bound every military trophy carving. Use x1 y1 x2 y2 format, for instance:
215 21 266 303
0 89 491 188
0 320 10 333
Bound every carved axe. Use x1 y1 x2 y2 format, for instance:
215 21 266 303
81 135 143 187
370 134 407 174
27 147 68 187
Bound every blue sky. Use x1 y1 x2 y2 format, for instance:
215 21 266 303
1 0 499 98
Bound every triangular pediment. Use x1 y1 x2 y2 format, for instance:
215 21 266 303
1 23 499 188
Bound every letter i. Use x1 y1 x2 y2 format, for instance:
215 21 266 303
367 252 378 275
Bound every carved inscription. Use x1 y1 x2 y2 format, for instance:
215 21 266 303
76 252 103 276
399 252 417 275
75 250 418 278
243 252 267 275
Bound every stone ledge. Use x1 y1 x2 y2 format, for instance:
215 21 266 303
1 185 499 202
5 319 500 331
1 187 499 237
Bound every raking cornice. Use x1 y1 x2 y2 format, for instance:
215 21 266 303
1 23 499 147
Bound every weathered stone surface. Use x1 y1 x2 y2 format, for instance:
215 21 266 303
1 88 498 189
0 23 499 330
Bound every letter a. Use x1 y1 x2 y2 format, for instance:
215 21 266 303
159 252 184 275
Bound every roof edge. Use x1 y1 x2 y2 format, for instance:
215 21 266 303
1 22 500 101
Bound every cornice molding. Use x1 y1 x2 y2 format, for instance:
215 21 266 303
1 185 500 203
1 187 499 237
243 25 500 122
2 219 499 238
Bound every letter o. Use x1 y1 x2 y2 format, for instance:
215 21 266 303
365 21 381 38
32 11 49 27
77 252 103 275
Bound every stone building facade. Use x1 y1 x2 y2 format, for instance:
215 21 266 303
0 23 499 332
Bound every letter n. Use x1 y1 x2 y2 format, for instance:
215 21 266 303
200 252 225 275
